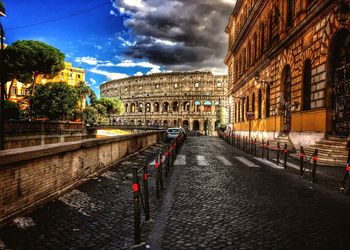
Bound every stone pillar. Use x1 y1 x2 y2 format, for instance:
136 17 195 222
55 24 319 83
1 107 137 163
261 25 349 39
189 118 193 130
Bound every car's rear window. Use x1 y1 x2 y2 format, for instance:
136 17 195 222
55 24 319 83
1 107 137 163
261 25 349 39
168 129 180 133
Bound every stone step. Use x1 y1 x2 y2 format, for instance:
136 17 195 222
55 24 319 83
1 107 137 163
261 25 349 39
314 140 347 147
289 153 347 166
305 146 347 155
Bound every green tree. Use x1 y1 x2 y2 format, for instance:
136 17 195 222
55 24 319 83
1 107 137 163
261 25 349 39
4 100 20 119
97 97 125 116
75 81 92 112
83 107 98 125
30 82 78 120
3 40 65 95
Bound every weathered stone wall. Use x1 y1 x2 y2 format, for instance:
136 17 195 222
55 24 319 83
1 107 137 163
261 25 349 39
4 120 89 149
0 131 165 224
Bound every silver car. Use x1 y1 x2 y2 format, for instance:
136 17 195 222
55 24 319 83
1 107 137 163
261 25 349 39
167 128 182 140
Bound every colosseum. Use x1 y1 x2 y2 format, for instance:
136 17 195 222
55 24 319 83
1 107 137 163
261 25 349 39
100 72 228 134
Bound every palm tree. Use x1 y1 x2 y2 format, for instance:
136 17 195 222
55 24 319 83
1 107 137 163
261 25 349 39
75 81 92 113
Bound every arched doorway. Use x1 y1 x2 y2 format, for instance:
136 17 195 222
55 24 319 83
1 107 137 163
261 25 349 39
328 29 350 135
183 120 189 129
193 120 200 131
281 65 292 134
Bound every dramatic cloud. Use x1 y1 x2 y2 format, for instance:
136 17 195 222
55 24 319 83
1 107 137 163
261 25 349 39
112 0 235 74
89 68 129 80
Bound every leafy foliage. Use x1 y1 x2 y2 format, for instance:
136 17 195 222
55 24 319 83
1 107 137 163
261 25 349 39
3 40 65 94
3 100 20 119
30 82 78 120
83 107 98 125
97 97 125 116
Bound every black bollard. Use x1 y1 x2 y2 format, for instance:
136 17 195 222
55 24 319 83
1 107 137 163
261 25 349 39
262 139 265 159
283 143 288 170
254 138 257 156
132 167 141 245
266 140 270 161
159 153 164 190
276 142 280 166
299 146 304 176
143 165 150 221
312 149 318 183
155 157 160 198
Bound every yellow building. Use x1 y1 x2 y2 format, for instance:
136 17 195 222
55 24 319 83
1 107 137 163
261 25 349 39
6 62 86 109
225 0 350 149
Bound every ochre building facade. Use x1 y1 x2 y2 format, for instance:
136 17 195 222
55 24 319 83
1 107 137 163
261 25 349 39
225 0 350 147
100 72 228 134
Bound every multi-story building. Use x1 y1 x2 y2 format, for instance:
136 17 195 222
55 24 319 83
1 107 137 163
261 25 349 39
6 62 85 109
100 72 228 134
225 0 350 147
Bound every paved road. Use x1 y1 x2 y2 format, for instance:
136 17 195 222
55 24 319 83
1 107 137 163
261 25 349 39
1 136 350 249
147 136 350 250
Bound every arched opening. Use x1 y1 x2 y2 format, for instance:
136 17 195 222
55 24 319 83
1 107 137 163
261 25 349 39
154 120 160 127
131 103 136 113
204 101 212 112
328 29 350 135
154 102 160 112
130 120 135 125
183 101 190 112
238 101 241 122
281 65 292 134
302 59 312 111
125 103 129 113
266 85 271 118
242 97 245 122
173 120 177 127
193 120 200 131
172 101 179 112
138 120 142 126
163 120 168 127
163 102 169 113
183 120 189 128
145 102 151 112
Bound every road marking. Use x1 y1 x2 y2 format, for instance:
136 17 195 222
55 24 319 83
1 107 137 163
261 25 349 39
254 158 284 170
235 157 260 168
271 158 311 172
174 155 186 165
196 155 209 166
216 156 233 166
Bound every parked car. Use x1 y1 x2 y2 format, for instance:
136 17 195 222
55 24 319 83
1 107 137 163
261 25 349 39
167 127 182 141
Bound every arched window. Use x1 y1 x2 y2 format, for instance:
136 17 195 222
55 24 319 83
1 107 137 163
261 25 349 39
242 98 245 121
287 0 294 29
235 103 237 123
247 41 251 66
238 101 241 122
246 96 250 112
269 12 274 45
258 89 262 119
260 23 265 54
302 59 312 111
243 48 247 71
252 92 255 115
266 85 271 118
154 102 160 112
253 33 258 61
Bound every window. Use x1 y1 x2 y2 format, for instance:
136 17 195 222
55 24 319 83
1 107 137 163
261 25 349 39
258 89 262 119
77 74 81 79
238 102 241 122
217 82 222 87
286 0 294 29
242 98 245 121
302 59 312 111
252 92 255 115
269 12 274 46
12 87 17 96
174 83 178 88
253 33 258 61
266 85 271 117
247 41 251 66
195 82 199 88
156 84 159 89
260 23 265 54
243 48 247 71
246 96 250 112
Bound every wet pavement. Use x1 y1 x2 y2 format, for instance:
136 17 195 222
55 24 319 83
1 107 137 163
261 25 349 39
1 136 350 249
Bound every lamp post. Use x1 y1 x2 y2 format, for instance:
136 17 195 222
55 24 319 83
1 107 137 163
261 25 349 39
0 3 6 150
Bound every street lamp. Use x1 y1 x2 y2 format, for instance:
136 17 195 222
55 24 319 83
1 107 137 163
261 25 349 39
254 73 273 87
0 2 6 150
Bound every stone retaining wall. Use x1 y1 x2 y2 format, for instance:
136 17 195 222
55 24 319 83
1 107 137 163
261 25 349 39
0 131 166 224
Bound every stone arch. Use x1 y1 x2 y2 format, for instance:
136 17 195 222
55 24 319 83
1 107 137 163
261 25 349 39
172 101 179 112
162 102 169 112
154 102 160 112
326 28 350 134
193 120 200 131
130 103 136 113
203 100 212 112
183 120 189 128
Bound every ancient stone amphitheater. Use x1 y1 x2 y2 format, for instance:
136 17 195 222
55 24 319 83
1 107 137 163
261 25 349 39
100 71 228 133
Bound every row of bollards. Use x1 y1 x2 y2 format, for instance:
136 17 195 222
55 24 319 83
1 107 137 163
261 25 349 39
219 131 319 183
132 133 185 247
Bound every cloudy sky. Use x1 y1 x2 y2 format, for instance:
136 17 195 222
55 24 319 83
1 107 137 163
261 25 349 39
2 0 234 95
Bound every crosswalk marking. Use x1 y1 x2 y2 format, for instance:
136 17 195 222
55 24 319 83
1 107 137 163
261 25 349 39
216 156 233 166
174 155 186 165
196 155 209 166
235 157 260 168
254 158 284 170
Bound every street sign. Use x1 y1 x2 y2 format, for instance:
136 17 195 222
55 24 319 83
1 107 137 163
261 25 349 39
246 111 254 120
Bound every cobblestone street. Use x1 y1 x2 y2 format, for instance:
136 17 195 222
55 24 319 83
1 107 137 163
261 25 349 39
1 136 350 249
